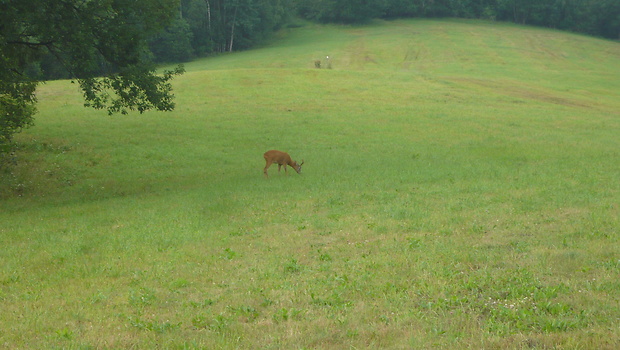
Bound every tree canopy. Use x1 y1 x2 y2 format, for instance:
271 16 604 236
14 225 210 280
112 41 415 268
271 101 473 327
0 0 184 157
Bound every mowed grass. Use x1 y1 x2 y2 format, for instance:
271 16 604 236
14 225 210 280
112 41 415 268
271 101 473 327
1 19 619 349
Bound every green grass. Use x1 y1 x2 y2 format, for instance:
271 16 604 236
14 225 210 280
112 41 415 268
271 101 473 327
1 19 619 348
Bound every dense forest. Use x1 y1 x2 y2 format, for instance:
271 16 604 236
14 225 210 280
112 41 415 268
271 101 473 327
297 0 620 39
23 0 620 79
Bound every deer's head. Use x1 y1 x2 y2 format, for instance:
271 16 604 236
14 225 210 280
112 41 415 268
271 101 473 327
294 160 305 174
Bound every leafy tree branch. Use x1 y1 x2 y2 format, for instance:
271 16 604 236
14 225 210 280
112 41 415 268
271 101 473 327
1 0 184 160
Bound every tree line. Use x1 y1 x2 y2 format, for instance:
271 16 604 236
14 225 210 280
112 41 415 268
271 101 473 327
296 0 619 39
37 0 620 77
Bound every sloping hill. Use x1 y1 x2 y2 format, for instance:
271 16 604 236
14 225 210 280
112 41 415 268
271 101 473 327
187 19 620 108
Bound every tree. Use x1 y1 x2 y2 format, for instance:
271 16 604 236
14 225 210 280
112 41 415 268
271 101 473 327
590 0 620 39
149 18 194 63
0 0 184 159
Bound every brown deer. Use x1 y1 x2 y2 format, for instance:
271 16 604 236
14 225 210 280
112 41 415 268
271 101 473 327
263 150 304 177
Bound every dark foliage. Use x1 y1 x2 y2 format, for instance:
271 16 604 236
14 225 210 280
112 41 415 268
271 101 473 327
298 0 620 39
0 0 183 158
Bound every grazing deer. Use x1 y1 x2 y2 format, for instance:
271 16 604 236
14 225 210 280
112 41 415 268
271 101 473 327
263 150 304 177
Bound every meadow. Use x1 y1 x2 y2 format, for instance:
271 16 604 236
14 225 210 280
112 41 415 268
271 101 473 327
1 19 619 349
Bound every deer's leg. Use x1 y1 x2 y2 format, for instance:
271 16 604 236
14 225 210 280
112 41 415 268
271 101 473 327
278 164 282 173
264 160 272 177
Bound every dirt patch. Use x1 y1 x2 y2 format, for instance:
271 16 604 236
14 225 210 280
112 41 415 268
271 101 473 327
446 77 593 108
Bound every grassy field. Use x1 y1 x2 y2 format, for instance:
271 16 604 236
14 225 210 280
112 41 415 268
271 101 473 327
1 19 619 349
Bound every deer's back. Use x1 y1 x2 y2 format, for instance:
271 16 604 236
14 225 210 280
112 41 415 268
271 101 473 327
264 150 292 164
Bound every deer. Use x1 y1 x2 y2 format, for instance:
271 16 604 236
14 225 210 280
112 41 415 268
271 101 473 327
263 150 304 178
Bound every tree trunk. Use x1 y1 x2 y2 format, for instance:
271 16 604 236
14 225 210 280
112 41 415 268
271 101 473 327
205 0 211 30
229 4 238 52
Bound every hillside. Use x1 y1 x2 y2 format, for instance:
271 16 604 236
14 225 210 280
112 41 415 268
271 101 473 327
1 19 619 349
188 19 620 107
